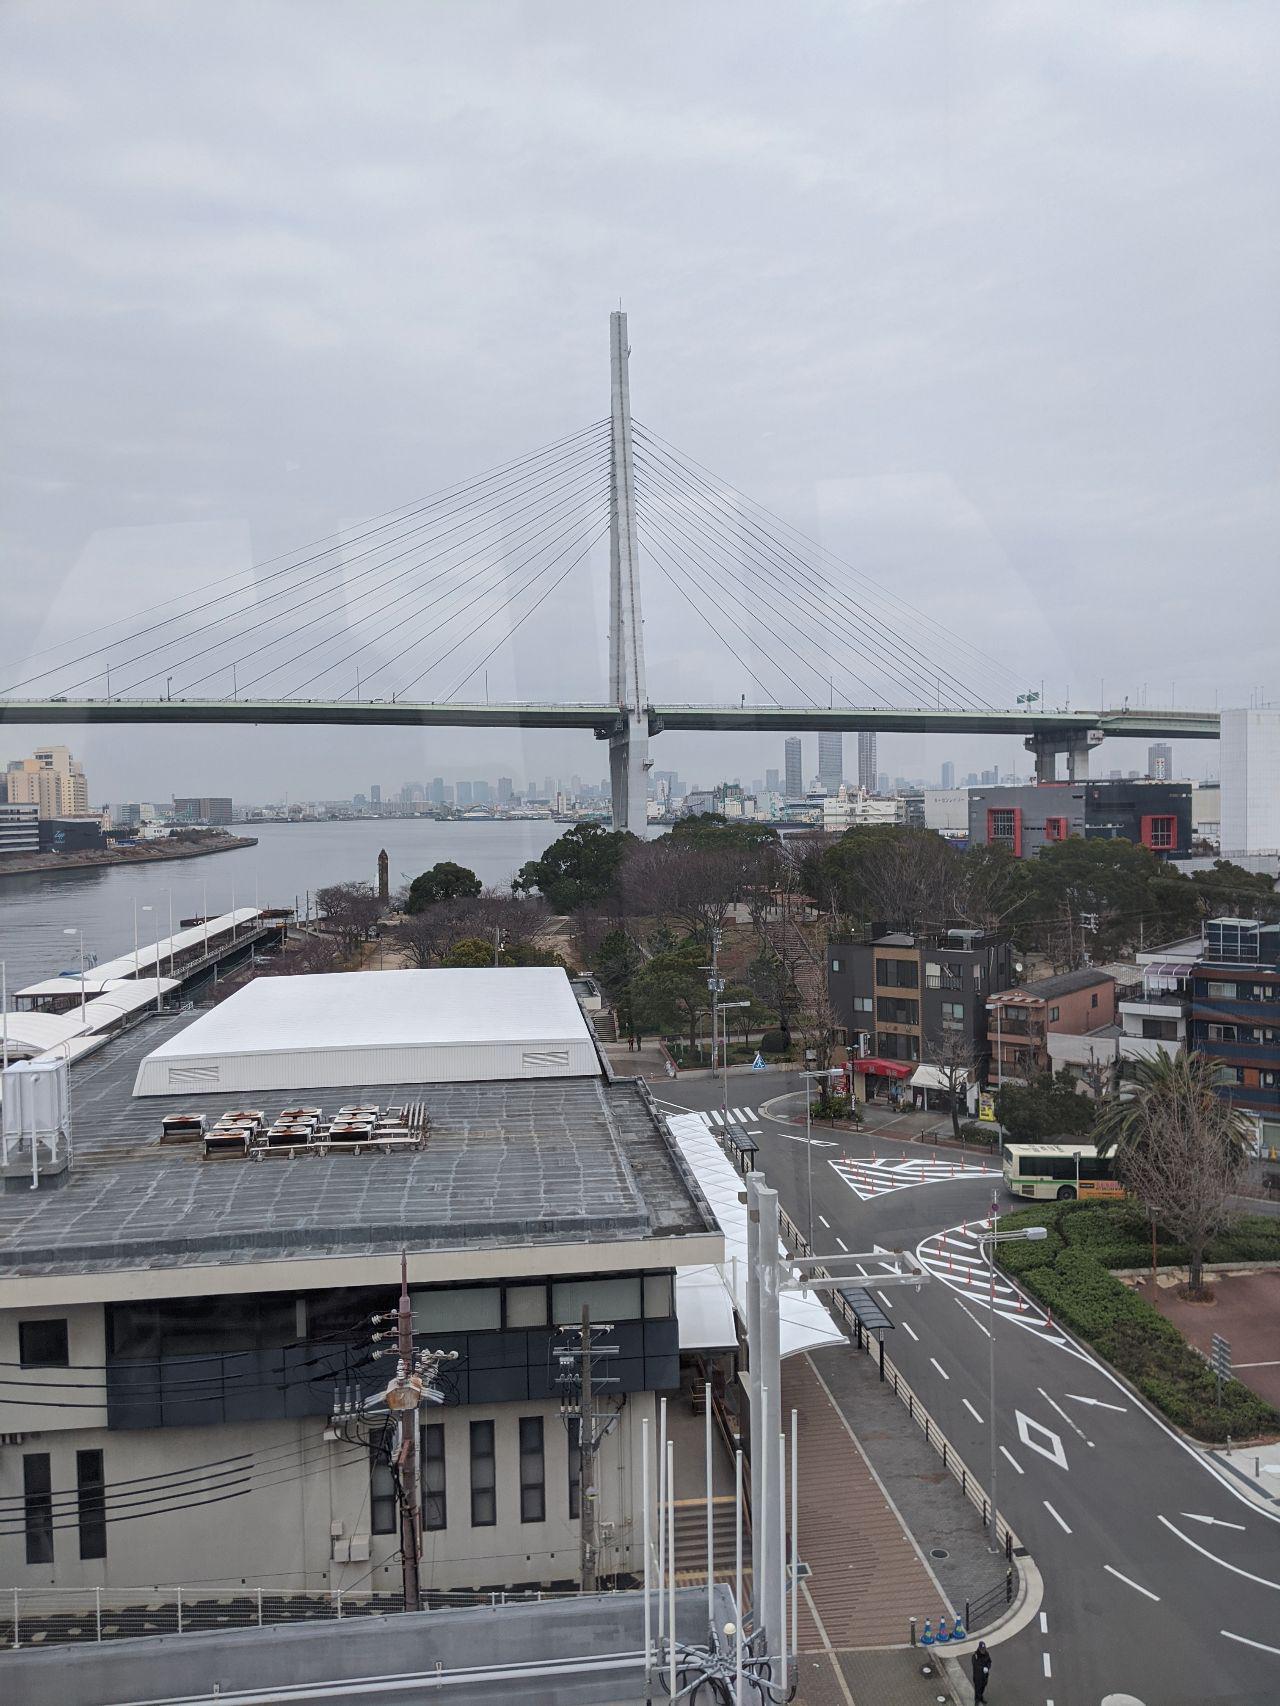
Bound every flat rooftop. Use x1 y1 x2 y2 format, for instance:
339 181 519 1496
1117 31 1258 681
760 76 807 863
0 1009 717 1287
132 966 598 1094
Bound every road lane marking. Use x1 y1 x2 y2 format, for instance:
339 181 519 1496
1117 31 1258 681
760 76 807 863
954 1296 991 1338
1039 1611 1048 1634
930 1356 950 1381
1158 1515 1280 1590
1234 1359 1280 1369
818 1214 830 1229
875 1291 893 1308
1042 1501 1072 1534
1222 1629 1280 1655
1065 1393 1127 1412
835 1237 848 1253
1104 1564 1160 1602
1038 1386 1093 1447
1000 1445 1024 1475
1042 1652 1052 1677
963 1398 984 1424
1016 1411 1069 1470
902 1321 919 1341
855 1263 868 1276
1181 1512 1246 1531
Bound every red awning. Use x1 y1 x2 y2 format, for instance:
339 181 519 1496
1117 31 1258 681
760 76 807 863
850 1057 913 1078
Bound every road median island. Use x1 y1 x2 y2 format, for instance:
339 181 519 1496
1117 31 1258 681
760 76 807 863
995 1200 1280 1443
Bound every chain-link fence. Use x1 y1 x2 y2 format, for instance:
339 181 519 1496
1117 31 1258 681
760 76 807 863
2 1583 584 1650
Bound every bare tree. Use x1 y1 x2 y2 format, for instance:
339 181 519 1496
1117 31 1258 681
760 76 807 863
859 833 962 935
315 881 383 957
791 956 839 1074
390 889 552 969
924 1030 982 1141
1118 1089 1250 1298
620 839 759 945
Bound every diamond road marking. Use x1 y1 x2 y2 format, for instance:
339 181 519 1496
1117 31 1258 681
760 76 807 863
1016 1410 1069 1471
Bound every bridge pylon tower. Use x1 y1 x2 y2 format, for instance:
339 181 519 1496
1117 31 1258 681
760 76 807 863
607 310 651 836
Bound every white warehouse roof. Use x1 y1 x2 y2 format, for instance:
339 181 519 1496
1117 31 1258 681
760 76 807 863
133 967 598 1096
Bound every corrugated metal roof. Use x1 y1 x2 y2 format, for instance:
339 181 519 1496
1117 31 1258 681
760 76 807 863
16 910 263 997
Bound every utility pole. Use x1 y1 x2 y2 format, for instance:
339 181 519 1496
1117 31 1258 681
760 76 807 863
369 1254 459 1613
556 1308 619 1593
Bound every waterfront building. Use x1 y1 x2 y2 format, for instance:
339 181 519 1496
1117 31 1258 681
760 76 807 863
5 746 90 819
967 779 1192 860
783 737 803 801
172 797 233 826
0 802 39 857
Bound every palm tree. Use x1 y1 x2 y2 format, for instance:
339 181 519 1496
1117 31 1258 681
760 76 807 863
1094 1049 1253 1160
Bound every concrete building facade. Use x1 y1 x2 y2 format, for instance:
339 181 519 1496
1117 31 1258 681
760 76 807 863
967 779 1192 860
783 737 803 800
857 731 877 793
1220 709 1280 855
817 731 843 795
986 969 1118 1084
5 746 89 819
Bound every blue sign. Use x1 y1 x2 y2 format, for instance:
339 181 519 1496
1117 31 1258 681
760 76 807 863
751 1052 767 1071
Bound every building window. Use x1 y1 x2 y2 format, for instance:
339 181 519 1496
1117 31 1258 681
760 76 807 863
470 1420 496 1526
1212 1065 1243 1086
1044 816 1070 842
505 1284 548 1328
370 1445 397 1534
76 1450 106 1561
1141 814 1177 851
1206 982 1237 1001
1091 993 1099 1008
414 1286 501 1334
19 1319 69 1368
1207 1023 1237 1042
421 1422 446 1531
830 958 841 973
987 806 1022 856
551 1276 642 1326
643 1273 674 1317
519 1418 546 1523
568 1417 582 1520
854 997 873 1013
1263 1071 1278 1089
940 1002 965 1027
1049 1006 1060 1022
23 1454 53 1565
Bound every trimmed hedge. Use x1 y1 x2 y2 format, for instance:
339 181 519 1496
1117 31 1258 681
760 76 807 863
995 1202 1280 1443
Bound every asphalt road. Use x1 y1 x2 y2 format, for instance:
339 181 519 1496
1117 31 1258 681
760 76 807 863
657 1069 1280 1706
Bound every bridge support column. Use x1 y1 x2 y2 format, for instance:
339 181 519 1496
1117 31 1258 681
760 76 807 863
607 310 651 836
1024 729 1101 782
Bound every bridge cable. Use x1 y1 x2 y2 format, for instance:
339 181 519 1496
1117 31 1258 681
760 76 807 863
3 422 608 697
635 477 926 707
633 435 1000 711
637 531 787 707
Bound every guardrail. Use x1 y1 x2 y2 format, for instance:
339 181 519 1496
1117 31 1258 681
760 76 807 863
2 1584 589 1651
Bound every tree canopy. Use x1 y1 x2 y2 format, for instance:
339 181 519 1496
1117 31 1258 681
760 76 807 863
405 861 483 912
514 823 635 911
995 1069 1097 1142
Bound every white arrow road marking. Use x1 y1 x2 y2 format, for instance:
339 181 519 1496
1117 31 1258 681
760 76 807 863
1043 1501 1072 1535
901 1321 919 1341
1181 1513 1246 1531
930 1357 950 1381
1104 1564 1160 1602
1000 1445 1025 1475
915 1224 1096 1366
1223 1630 1280 1656
1065 1393 1127 1412
1159 1516 1280 1590
1016 1410 1069 1470
962 1398 984 1424
1038 1386 1093 1448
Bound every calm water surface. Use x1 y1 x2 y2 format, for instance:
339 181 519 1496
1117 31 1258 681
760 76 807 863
0 819 573 988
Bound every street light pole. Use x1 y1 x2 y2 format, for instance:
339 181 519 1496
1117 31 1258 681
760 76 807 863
63 928 86 1022
972 1214 1048 1552
800 1068 841 1250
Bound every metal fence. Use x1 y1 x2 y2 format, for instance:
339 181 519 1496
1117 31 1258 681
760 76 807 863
3 1583 583 1651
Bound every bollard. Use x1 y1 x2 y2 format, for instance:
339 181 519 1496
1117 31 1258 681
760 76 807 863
257 1587 263 1628
12 1586 19 1651
96 1585 102 1644
965 1599 971 1634
910 1616 917 1646
177 1586 183 1636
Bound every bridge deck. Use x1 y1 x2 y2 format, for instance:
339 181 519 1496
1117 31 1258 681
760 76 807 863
0 699 1219 739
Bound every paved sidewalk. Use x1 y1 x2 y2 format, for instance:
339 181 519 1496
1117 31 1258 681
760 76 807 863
1140 1267 1280 1408
783 1352 949 1652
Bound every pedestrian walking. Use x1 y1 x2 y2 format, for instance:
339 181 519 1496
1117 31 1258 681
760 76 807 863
971 1638 992 1703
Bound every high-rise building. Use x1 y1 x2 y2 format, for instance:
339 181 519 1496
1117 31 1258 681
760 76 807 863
817 731 843 795
877 772 890 795
456 781 474 807
5 746 89 818
857 731 877 792
1147 742 1173 781
172 797 233 826
783 737 803 800
473 780 492 805
370 783 382 806
430 778 445 804
497 777 513 804
0 802 39 856
1221 709 1280 854
765 767 780 794
940 761 955 790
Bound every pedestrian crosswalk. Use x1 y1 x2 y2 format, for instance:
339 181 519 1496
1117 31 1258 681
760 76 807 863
829 1155 998 1202
913 1221 1096 1365
701 1107 761 1128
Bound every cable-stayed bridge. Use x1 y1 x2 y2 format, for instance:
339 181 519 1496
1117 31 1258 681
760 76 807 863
0 314 1217 833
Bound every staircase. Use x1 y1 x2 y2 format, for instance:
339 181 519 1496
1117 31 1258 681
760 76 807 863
671 1496 750 1595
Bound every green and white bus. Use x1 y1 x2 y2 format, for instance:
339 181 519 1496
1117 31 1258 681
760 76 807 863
1001 1142 1124 1202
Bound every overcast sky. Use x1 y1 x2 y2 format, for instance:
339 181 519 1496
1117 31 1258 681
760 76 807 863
2 0 1276 802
